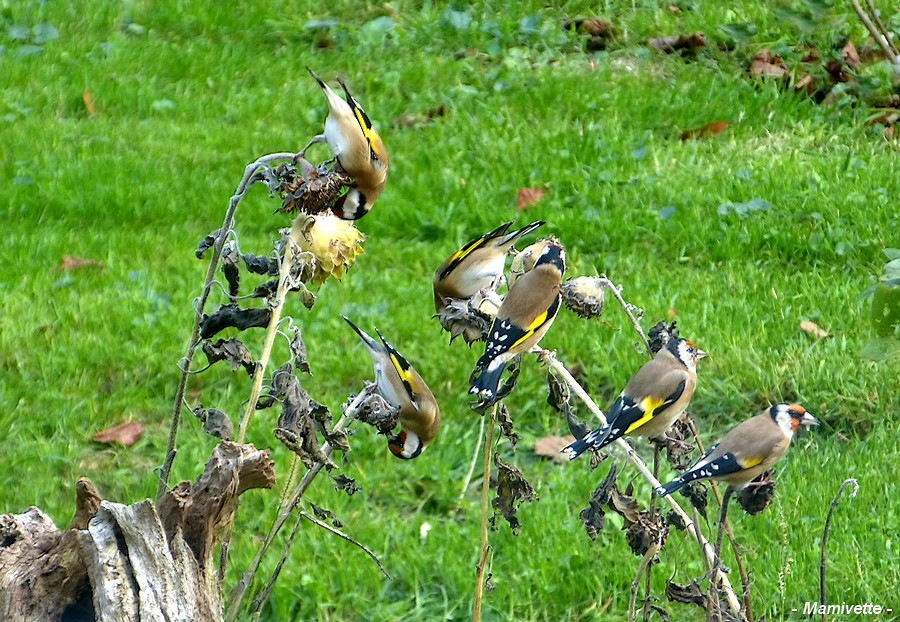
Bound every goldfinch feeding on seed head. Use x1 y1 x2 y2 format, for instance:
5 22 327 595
343 316 440 459
656 404 818 497
433 221 545 313
561 338 706 460
306 69 389 220
469 241 565 404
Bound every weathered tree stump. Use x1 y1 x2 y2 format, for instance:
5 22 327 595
0 442 275 622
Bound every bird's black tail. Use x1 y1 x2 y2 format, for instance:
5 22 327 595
655 473 696 498
469 360 507 405
560 424 612 460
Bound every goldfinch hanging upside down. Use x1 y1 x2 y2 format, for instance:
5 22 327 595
343 316 440 459
306 69 389 220
469 241 565 404
656 404 818 496
433 221 545 313
561 337 706 460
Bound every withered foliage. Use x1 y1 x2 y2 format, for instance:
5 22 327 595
579 465 668 555
309 502 343 528
737 470 777 515
241 252 279 276
267 363 343 470
290 328 311 375
658 416 695 470
491 454 539 535
678 482 709 522
196 228 223 259
579 463 618 540
202 337 256 376
496 403 519 449
191 406 234 441
666 579 708 609
332 474 361 496
200 304 272 339
222 242 241 297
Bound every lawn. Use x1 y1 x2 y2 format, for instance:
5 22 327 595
1 0 898 620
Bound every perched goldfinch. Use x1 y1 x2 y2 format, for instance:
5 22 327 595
307 69 389 220
469 241 565 404
343 316 440 459
433 221 545 313
561 338 706 460
656 404 818 496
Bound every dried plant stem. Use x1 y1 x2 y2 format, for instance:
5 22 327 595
226 392 364 622
641 444 662 622
157 151 297 500
851 0 900 66
237 235 296 443
473 403 498 622
629 543 661 622
708 486 735 622
539 351 742 617
686 417 753 621
598 276 650 352
820 479 860 622
458 413 487 506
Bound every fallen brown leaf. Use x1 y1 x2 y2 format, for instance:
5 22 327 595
750 50 788 78
794 74 815 96
648 32 706 54
60 256 103 271
516 187 546 211
92 421 145 446
394 104 447 129
534 435 577 464
841 40 861 70
667 5 681 14
800 320 830 339
82 90 96 116
679 120 728 141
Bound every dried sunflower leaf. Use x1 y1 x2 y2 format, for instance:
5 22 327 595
242 253 279 276
333 474 361 496
290 328 311 375
196 229 223 259
309 502 343 528
192 407 234 441
665 579 708 608
496 403 519 449
222 242 240 297
491 454 538 535
202 337 256 376
200 304 271 339
579 463 618 540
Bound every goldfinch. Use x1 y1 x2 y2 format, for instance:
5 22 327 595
433 221 545 313
343 316 440 459
469 241 565 404
307 69 389 220
561 338 706 460
656 404 818 496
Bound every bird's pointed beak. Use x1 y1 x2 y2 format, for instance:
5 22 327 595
801 412 819 427
696 348 708 360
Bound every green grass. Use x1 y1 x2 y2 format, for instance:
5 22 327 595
2 0 899 620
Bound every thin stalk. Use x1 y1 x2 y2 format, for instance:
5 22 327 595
641 443 661 622
157 152 296 500
237 237 296 443
226 392 363 622
686 417 753 621
598 276 650 352
820 479 859 622
629 543 660 622
458 413 486 506
473 404 498 622
540 351 742 617
708 487 735 622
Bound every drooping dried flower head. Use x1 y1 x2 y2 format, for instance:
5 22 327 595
561 276 606 319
